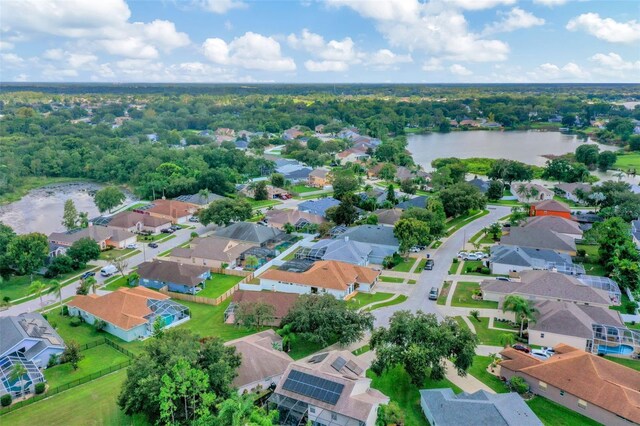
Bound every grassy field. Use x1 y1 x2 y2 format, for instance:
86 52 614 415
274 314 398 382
352 344 371 356
468 356 508 393
99 248 135 261
102 275 131 291
451 282 499 309
0 370 149 426
614 152 640 170
247 198 282 208
289 184 318 194
604 356 640 371
0 264 99 302
379 276 405 283
391 257 417 272
437 281 451 305
174 299 257 342
44 344 130 389
196 273 244 299
365 295 408 312
526 396 602 426
455 317 505 346
349 292 394 307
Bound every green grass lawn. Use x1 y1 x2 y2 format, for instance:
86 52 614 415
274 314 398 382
446 209 490 236
451 282 499 309
287 337 332 361
99 248 134 261
174 299 257 342
492 320 519 331
352 344 370 356
379 276 405 283
44 344 130 389
610 291 632 313
448 259 460 275
526 396 601 426
365 295 408 312
614 152 640 170
196 273 244 299
247 198 282 208
349 292 394 307
468 355 508 393
290 184 318 194
455 317 505 346
102 275 131 291
0 264 99 302
604 356 640 371
415 258 427 273
391 257 417 272
437 281 451 305
126 202 149 211
408 279 417 284
367 365 462 426
295 191 334 200
0 369 149 426
461 260 485 274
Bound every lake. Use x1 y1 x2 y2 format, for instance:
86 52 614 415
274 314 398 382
0 182 136 235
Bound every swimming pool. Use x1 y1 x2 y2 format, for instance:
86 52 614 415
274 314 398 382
597 344 634 355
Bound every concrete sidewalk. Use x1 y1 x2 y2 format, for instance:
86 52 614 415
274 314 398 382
444 360 495 394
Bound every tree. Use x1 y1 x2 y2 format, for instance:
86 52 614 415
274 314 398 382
77 211 89 228
386 184 397 205
502 295 537 337
48 280 62 307
487 222 502 240
153 316 165 338
46 254 75 277
215 393 278 426
9 363 28 397
431 158 467 183
199 198 253 226
439 183 486 218
94 186 126 213
326 196 359 226
244 255 259 270
113 257 129 277
400 178 417 195
370 311 477 385
597 151 617 172
235 301 276 329
29 280 47 306
379 163 397 181
253 181 268 201
5 233 49 276
597 217 633 272
62 199 79 230
500 333 515 347
66 238 101 268
509 205 529 226
270 173 285 188
376 402 405 426
486 180 504 202
61 340 83 370
487 159 533 185
331 169 360 200
394 218 431 254
281 294 374 346
612 257 640 292
276 323 298 352
575 144 600 168
283 222 295 234
85 276 98 294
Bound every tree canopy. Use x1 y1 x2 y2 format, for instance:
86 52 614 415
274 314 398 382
198 198 253 226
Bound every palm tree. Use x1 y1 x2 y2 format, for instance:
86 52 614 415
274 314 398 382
48 280 62 309
9 363 28 397
276 324 297 352
85 276 98 294
502 295 538 337
198 188 210 204
29 281 47 307
500 333 516 348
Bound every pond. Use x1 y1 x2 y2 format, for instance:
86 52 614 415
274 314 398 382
0 182 136 235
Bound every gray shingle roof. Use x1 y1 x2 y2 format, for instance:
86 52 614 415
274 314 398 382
530 300 623 339
0 313 65 358
490 245 575 269
522 216 583 236
298 197 341 217
137 260 210 287
214 222 284 244
311 238 372 265
174 193 226 205
396 195 429 210
499 227 576 252
339 225 399 248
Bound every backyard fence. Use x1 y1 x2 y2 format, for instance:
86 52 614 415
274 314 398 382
160 284 241 306
210 267 250 277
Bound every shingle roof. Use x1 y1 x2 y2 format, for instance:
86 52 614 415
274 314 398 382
309 168 330 178
137 260 210 287
499 227 576 252
170 236 255 264
298 197 341 217
107 211 171 228
49 226 116 245
0 313 65 357
173 193 226 206
374 208 403 225
500 345 640 424
532 199 571 213
339 225 399 248
530 300 623 338
555 182 592 195
145 199 197 219
521 215 583 236
265 210 326 228
260 260 379 291
231 291 299 320
214 222 284 244
489 245 574 269
396 195 429 210
467 178 490 193
311 238 372 265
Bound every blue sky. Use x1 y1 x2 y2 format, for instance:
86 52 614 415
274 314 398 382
1 0 638 83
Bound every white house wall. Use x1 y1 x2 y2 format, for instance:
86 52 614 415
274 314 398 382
528 329 589 352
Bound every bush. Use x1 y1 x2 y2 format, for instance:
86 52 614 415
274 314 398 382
452 258 459 264
624 301 638 315
470 310 480 321
47 353 60 368
35 382 46 394
190 231 198 238
508 376 529 394
576 248 586 257
1 394 11 407
94 319 107 332
480 267 491 275
69 317 82 327
61 305 69 316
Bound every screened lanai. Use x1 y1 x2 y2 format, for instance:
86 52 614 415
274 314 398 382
0 354 44 398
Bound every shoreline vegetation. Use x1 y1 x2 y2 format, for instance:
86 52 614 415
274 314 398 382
0 177 92 206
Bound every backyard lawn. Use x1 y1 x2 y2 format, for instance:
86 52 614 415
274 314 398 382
175 299 257 342
527 396 601 426
289 184 318 194
0 370 149 426
196 273 244 299
468 355 507 393
349 292 394 308
451 282 499 309
454 317 506 346
379 276 405 283
614 152 640 170
0 264 99 302
605 356 640 371
391 257 417 272
44 344 130 389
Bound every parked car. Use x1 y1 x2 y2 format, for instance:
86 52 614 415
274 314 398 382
531 349 550 360
189 216 199 223
81 271 96 280
169 225 180 231
474 252 487 259
149 242 159 248
100 265 117 277
126 243 138 249
512 344 531 354
464 253 480 261
495 277 511 281
425 259 435 270
542 347 556 356
428 287 439 300
161 228 174 234
409 246 421 253
457 251 468 258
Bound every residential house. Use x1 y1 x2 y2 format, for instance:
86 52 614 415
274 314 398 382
298 197 341 217
49 226 136 250
297 238 373 266
512 183 554 203
214 222 285 247
224 330 293 394
338 128 360 140
240 184 288 200
101 211 172 234
67 287 190 342
234 139 249 150
0 313 65 397
488 245 583 276
499 344 640 426
338 225 399 264
529 199 572 219
499 227 577 255
137 260 211 294
308 168 331 188
140 199 197 224
257 260 380 299
224 291 299 326
520 215 583 240
467 178 490 193
283 128 304 141
335 147 370 163
374 208 403 226
632 219 640 250
396 195 429 210
216 127 235 137
555 183 592 203
280 165 313 183
527 300 624 352
174 192 226 207
419 389 542 426
169 236 255 269
264 209 326 231
480 270 614 310
270 350 389 426
48 242 67 258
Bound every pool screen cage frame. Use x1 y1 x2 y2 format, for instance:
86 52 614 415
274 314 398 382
591 323 640 354
0 354 44 398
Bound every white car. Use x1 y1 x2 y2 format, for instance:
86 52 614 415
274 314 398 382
126 243 138 249
409 246 421 253
474 252 488 259
530 349 550 360
464 253 480 261
457 251 468 258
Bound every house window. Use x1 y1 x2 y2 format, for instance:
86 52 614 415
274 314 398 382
560 390 565 396
578 400 587 409
331 413 338 421
539 381 547 389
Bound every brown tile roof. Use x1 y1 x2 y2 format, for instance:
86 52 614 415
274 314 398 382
532 199 571 213
309 168 330 179
146 199 196 219
337 147 368 159
137 260 210 287
260 261 380 291
500 345 640 424
522 215 583 236
108 211 171 228
231 291 299 320
67 287 168 330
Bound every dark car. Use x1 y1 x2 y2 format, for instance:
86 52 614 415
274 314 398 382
495 277 511 281
81 271 96 280
161 228 174 234
425 259 435 270
428 287 439 300
149 242 159 248
512 344 530 353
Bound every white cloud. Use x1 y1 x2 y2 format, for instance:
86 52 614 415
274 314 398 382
367 49 413 68
326 0 422 23
305 60 349 72
68 53 98 68
139 20 190 52
198 0 246 14
0 41 14 50
288 29 358 62
203 32 296 71
14 73 28 81
98 37 159 59
448 0 516 11
533 0 568 6
589 52 640 79
529 62 589 81
484 8 545 35
449 64 472 76
567 13 640 43
43 49 65 61
1 53 24 67
422 58 443 71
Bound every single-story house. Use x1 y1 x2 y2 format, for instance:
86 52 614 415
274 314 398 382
374 208 403 226
521 215 583 240
500 344 640 426
257 260 380 299
270 350 389 426
139 199 197 224
169 236 255 269
277 164 313 183
481 270 613 309
555 183 592 203
137 260 211 294
102 211 172 234
308 168 331 188
338 225 399 264
420 389 542 426
489 245 583 276
224 291 299 326
224 330 293 394
298 197 341 217
528 300 624 352
283 128 304 140
631 219 640 250
214 222 285 247
240 184 288 200
49 226 136 250
335 147 370 163
48 242 67 258
0 313 64 397
529 199 572 219
174 192 226 207
512 183 554 203
396 195 429 210
467 178 490 193
299 238 373 266
67 287 190 342
264 209 326 231
499 227 577 255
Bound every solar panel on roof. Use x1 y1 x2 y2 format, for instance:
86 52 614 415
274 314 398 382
331 356 347 372
345 360 363 376
282 370 344 405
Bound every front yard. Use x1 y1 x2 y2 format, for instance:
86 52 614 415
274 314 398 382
468 355 507 393
437 281 451 305
454 316 507 346
98 248 136 261
451 282 498 309
391 257 417 272
247 198 282 208
289 184 318 194
196 273 244 299
526 396 601 426
379 276 405 283
349 292 394 308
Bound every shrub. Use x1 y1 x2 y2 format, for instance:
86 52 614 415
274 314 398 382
94 319 107 332
35 382 46 394
69 317 82 327
190 231 198 238
61 305 69 316
1 394 11 407
576 248 586 257
480 267 491 275
470 310 480 321
624 301 638 315
47 353 60 368
508 376 529 394
452 258 459 264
